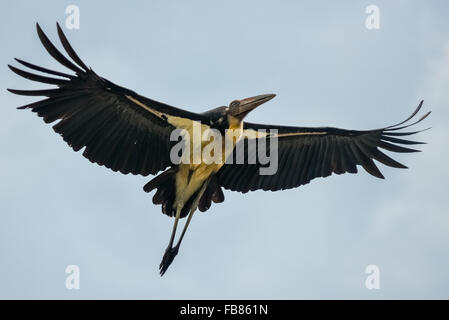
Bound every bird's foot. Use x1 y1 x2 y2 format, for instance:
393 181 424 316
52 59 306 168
159 245 179 276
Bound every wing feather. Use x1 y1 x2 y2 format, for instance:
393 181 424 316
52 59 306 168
217 102 430 192
8 23 209 176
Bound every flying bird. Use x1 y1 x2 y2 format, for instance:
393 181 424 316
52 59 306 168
8 23 430 275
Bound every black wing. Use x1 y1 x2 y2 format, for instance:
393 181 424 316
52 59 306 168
8 23 208 176
217 102 430 192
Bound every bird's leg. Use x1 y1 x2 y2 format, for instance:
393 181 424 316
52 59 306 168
168 205 182 249
175 177 211 248
159 177 211 276
159 204 183 276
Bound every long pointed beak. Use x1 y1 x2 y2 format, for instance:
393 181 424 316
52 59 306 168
231 94 276 120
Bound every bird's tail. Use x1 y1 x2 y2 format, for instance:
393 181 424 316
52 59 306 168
143 168 225 218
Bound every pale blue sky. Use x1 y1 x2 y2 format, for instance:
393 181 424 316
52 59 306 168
1 1 448 299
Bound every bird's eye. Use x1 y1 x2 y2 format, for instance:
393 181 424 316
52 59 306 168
230 100 240 108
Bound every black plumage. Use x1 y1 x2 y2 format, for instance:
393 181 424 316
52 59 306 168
217 107 429 192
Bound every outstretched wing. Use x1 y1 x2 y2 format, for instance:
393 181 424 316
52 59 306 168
217 101 430 192
8 23 207 176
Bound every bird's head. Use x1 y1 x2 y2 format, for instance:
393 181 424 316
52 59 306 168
228 93 276 122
